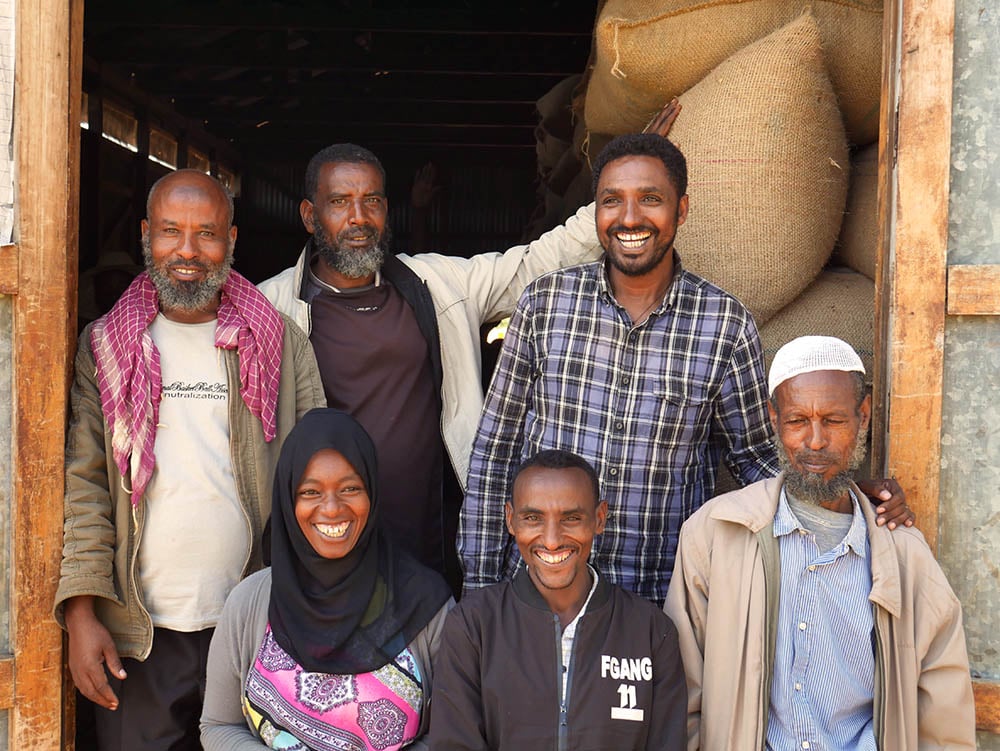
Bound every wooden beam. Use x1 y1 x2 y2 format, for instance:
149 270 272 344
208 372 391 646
946 264 1000 316
974 681 1000 733
879 0 954 553
84 4 596 34
0 656 14 709
89 27 590 72
12 0 83 747
0 244 15 295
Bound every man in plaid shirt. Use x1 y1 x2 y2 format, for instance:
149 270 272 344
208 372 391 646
460 134 910 604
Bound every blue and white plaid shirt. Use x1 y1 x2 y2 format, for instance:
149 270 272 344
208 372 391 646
460 258 779 602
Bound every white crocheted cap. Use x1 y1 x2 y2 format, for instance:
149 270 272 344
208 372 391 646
768 336 865 397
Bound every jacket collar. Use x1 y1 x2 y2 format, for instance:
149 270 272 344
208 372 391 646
512 563 612 613
709 473 903 617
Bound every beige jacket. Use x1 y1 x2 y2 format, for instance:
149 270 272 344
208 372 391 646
258 202 601 487
54 314 325 659
664 474 976 751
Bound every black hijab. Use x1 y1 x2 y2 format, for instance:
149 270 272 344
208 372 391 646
267 408 451 674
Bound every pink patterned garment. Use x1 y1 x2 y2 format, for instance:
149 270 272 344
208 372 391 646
243 625 423 751
90 270 284 506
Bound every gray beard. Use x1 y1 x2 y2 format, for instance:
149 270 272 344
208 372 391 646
774 432 868 504
313 222 390 280
142 235 233 313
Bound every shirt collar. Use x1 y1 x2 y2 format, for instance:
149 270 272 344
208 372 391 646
595 250 684 315
564 565 600 632
774 485 869 558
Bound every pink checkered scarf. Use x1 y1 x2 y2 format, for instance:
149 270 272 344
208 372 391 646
90 270 284 507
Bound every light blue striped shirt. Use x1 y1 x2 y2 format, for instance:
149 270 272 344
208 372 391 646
766 487 876 751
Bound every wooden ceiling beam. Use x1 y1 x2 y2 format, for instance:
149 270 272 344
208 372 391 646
96 70 570 102
85 3 595 35
88 34 589 74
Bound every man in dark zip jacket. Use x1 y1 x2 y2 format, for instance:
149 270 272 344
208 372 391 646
428 450 685 750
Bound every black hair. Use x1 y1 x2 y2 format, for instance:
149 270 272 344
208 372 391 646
513 449 601 506
303 143 386 202
591 133 688 198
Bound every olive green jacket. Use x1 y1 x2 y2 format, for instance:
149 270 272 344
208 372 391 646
54 313 325 659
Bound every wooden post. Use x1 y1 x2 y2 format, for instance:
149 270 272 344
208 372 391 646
11 0 83 747
875 0 954 554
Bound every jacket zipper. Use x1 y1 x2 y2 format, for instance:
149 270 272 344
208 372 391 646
873 607 887 747
129 493 154 660
554 613 569 751
226 351 256 578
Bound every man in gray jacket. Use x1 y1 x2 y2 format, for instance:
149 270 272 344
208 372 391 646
55 170 325 751
258 143 615 592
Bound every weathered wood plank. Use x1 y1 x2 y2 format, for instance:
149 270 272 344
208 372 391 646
12 0 83 747
946 265 1000 316
0 655 14 709
0 244 15 294
974 681 1000 733
880 0 955 554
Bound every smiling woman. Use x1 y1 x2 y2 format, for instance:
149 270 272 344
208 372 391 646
200 409 453 751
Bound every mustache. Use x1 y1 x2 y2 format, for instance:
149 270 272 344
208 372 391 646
337 225 379 241
794 449 838 466
607 224 657 236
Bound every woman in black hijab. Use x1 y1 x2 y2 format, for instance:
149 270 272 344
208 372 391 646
201 409 453 750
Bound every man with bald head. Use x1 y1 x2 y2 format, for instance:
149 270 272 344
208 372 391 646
664 336 975 750
55 170 325 750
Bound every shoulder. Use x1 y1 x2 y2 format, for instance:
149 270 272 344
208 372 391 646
612 585 674 627
278 312 310 346
682 479 777 539
674 266 757 327
449 582 510 626
875 525 962 609
224 568 272 615
258 252 306 305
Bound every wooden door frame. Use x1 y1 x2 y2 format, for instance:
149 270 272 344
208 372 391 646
3 0 83 747
2 0 997 745
875 0 999 732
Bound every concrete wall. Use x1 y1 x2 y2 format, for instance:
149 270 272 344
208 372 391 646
941 1 1000 747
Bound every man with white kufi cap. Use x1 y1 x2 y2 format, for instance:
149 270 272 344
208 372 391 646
664 336 975 751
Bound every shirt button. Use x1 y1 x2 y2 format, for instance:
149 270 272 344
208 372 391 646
799 529 808 536
798 622 807 631
808 565 816 572
802 742 810 749
615 421 624 430
609 468 618 476
622 377 631 386
794 682 802 691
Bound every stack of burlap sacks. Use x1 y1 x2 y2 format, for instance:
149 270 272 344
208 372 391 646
531 1 882 388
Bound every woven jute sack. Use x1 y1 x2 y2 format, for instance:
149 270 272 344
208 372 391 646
832 144 878 280
668 13 849 324
760 268 875 383
585 0 882 145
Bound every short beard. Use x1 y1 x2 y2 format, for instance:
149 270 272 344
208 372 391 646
313 221 390 280
775 432 868 504
604 225 676 278
142 235 234 313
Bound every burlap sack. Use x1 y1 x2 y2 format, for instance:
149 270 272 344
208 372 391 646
668 13 849 324
832 143 878 280
535 75 581 177
585 0 882 145
760 268 875 383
